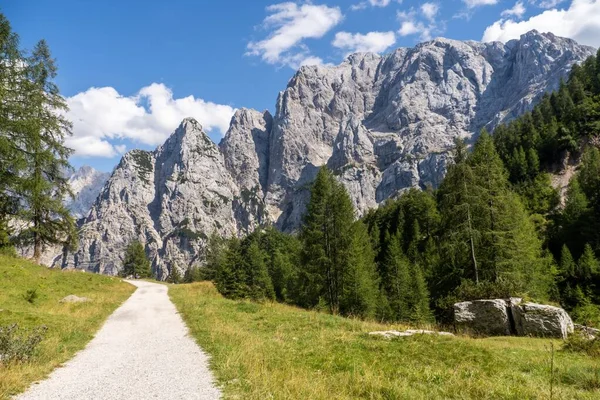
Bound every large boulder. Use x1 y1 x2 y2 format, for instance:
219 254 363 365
454 298 575 339
454 299 514 336
513 303 574 339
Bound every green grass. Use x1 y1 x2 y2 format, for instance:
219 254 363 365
170 282 600 399
0 255 134 399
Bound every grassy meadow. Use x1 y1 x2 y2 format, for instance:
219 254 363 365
0 255 134 399
170 282 600 400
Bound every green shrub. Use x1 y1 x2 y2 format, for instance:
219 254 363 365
0 324 47 364
22 288 38 303
563 332 600 357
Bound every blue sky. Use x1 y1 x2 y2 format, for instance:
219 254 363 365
4 0 600 171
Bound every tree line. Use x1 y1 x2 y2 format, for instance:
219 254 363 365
209 49 600 326
0 14 76 260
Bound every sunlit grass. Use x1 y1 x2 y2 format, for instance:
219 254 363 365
0 255 134 399
170 282 600 399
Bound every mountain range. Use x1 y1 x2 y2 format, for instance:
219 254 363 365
52 31 595 278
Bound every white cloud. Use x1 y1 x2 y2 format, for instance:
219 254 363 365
65 84 235 158
421 3 440 21
482 0 600 47
464 0 499 7
332 31 396 55
247 2 343 69
502 1 527 18
397 7 443 40
535 0 566 8
369 0 392 6
351 0 401 11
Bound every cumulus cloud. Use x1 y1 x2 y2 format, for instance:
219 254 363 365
464 0 499 7
421 3 440 21
65 84 235 158
246 2 343 69
482 0 600 47
502 1 527 18
332 31 396 55
397 5 444 41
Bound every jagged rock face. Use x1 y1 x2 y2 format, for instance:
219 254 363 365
263 31 594 229
65 166 110 219
63 120 237 278
220 109 272 232
67 31 595 276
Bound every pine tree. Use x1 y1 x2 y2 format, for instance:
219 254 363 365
340 221 378 318
559 245 576 279
577 244 598 282
214 238 248 299
299 167 356 314
409 263 433 323
121 241 152 278
381 233 411 321
245 239 275 300
0 15 25 252
437 138 481 284
14 40 76 261
167 265 182 284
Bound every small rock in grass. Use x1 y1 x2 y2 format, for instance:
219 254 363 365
369 330 454 339
60 295 90 303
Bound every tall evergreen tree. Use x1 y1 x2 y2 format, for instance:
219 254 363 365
381 233 411 321
437 138 481 285
121 241 152 278
340 221 378 318
14 40 76 261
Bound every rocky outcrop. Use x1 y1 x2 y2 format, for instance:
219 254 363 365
64 31 595 276
454 299 516 336
454 299 574 339
65 166 111 219
513 302 574 339
62 119 237 278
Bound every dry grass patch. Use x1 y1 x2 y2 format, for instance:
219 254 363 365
170 282 600 399
0 255 134 399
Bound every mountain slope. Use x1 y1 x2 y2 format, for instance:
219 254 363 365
65 166 110 219
64 31 595 276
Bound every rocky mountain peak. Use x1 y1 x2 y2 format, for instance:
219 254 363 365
61 31 596 277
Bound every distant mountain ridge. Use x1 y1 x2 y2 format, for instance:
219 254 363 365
65 166 110 219
56 31 596 277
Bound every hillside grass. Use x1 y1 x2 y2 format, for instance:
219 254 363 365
0 255 134 399
170 282 600 400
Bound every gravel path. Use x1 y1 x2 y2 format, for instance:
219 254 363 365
17 280 221 400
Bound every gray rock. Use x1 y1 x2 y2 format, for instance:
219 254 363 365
60 295 90 303
65 166 110 219
574 324 600 339
513 302 574 339
454 299 513 336
369 330 454 339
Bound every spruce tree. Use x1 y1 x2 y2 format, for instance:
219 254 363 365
245 239 275 300
559 245 576 280
299 167 356 314
121 241 152 278
340 221 378 318
577 244 598 283
437 138 481 284
167 265 182 284
381 233 411 321
409 263 433 323
214 238 247 299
